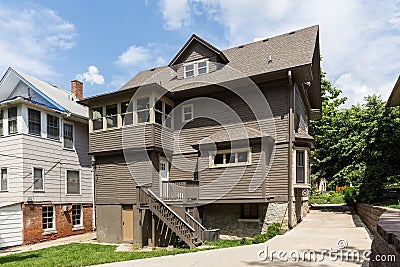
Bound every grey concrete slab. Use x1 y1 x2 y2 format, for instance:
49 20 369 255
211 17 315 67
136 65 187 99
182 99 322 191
92 205 372 267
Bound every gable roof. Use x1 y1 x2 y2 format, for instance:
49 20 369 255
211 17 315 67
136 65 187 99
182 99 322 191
0 67 88 118
119 25 319 92
169 34 229 66
387 75 400 107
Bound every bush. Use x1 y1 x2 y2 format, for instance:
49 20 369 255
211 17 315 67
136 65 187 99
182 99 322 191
251 223 281 244
343 187 358 205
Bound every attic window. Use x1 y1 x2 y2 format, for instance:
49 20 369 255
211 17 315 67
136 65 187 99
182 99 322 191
289 31 296 35
184 59 209 78
263 38 269 42
238 45 244 48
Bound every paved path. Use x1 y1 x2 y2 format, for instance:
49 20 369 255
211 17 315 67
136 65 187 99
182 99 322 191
94 205 371 267
0 232 96 256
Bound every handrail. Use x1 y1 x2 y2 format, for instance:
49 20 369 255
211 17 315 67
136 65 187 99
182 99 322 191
185 211 205 231
146 188 195 232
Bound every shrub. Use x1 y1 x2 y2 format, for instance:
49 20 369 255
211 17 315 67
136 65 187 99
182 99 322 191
343 187 358 205
251 223 281 244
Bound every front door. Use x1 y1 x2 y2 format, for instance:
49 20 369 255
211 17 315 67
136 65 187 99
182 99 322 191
121 205 133 241
160 158 169 197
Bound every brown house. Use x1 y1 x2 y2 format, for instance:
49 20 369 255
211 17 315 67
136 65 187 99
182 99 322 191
79 25 321 248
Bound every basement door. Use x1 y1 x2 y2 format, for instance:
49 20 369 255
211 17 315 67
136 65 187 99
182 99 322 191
121 205 133 241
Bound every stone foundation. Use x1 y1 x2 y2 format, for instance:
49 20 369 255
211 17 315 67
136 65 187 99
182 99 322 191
22 203 93 245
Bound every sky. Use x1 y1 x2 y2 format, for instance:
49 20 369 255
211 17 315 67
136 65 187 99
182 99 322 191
1 0 400 107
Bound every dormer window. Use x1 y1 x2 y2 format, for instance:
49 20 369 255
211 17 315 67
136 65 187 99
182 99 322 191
184 59 209 78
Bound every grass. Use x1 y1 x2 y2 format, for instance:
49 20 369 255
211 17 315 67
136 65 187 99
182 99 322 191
0 243 200 267
310 191 345 204
0 223 283 266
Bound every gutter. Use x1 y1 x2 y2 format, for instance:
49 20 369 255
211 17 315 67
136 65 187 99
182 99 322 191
287 70 294 229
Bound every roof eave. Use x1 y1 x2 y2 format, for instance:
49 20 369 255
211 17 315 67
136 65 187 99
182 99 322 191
387 76 400 107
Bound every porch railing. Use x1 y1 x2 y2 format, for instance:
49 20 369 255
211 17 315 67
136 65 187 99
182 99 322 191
161 180 199 203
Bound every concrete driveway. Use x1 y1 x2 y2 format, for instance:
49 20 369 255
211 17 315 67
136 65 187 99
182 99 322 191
93 205 371 267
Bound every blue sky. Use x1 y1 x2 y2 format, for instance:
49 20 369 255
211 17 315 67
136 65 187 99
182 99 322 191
1 0 400 106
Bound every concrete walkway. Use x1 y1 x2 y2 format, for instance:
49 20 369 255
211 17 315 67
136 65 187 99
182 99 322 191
0 232 97 256
93 205 371 267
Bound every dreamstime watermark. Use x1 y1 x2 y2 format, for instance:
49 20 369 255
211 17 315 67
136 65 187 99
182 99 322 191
257 239 396 263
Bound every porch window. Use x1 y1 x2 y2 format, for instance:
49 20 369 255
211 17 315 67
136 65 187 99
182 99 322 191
66 170 80 195
165 103 172 128
1 168 7 191
47 114 60 140
72 204 82 226
92 107 103 131
106 104 118 128
154 99 173 129
28 108 41 135
121 101 133 126
210 148 251 168
296 150 305 183
8 107 17 134
242 204 258 219
33 167 44 191
42 205 55 230
137 97 150 123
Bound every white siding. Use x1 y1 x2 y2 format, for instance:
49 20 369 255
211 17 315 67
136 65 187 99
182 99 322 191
0 203 23 248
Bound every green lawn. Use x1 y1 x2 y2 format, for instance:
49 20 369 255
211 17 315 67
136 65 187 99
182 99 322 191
0 243 199 267
310 192 345 204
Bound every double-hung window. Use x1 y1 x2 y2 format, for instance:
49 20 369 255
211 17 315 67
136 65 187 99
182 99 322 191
0 110 3 136
28 109 41 135
42 205 55 230
296 150 305 183
182 104 193 122
137 97 150 123
165 103 172 128
154 99 173 129
121 101 133 126
66 170 80 195
106 104 118 128
1 168 7 191
33 167 44 191
47 114 59 140
72 204 83 227
242 204 258 219
8 107 17 134
154 100 163 125
184 60 209 78
92 107 103 131
63 123 74 149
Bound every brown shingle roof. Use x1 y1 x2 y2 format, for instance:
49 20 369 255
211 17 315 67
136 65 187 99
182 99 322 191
119 25 319 92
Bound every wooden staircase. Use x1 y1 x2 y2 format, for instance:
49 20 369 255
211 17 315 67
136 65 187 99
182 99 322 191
137 186 204 249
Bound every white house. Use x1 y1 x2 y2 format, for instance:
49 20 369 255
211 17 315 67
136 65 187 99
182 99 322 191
0 67 93 248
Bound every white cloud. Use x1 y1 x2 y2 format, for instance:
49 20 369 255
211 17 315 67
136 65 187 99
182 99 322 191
159 0 190 30
165 0 400 106
0 3 76 78
115 45 150 67
76 66 105 85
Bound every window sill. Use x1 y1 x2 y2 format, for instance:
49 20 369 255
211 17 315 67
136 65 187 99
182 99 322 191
209 163 251 169
293 183 311 189
72 226 84 231
238 218 260 223
33 190 45 193
43 229 57 236
0 190 8 193
63 147 75 152
66 194 82 196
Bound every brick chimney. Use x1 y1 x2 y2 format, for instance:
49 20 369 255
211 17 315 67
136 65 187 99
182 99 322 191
71 80 83 100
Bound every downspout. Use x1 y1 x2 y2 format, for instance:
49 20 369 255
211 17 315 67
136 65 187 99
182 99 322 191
91 158 96 230
287 71 294 229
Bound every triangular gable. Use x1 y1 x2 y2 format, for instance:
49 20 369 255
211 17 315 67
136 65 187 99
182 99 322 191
0 68 66 112
168 34 228 66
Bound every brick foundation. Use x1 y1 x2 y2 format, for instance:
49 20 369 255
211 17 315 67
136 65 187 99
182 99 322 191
22 203 93 245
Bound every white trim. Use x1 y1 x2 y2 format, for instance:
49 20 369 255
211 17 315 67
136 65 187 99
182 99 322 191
182 104 194 123
32 166 45 192
209 147 252 168
65 169 82 195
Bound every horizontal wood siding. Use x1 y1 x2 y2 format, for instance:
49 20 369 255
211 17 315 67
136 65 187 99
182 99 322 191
170 153 197 180
198 143 263 200
153 124 173 152
266 143 289 199
0 204 23 248
22 133 92 204
89 124 153 154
